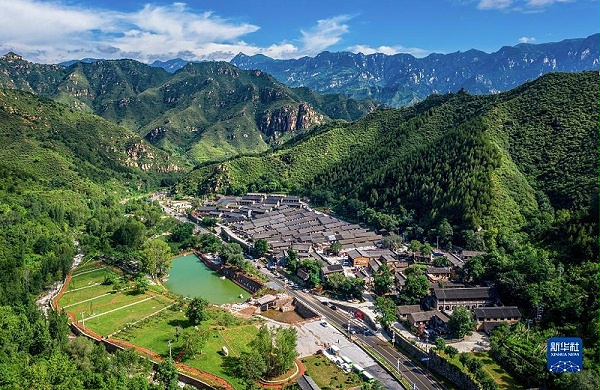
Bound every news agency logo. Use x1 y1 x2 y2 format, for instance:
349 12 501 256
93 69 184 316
547 337 583 373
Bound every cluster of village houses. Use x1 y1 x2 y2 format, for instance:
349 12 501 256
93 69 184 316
191 193 522 336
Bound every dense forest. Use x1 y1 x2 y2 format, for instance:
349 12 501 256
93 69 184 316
177 71 599 388
0 88 186 388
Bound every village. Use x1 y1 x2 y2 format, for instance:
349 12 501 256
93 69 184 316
173 192 522 350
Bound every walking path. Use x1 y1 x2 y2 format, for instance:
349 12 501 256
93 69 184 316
62 282 102 293
61 292 114 308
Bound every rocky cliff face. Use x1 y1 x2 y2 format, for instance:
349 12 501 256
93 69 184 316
259 103 324 137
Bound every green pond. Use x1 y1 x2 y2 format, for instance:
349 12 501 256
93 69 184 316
165 254 247 304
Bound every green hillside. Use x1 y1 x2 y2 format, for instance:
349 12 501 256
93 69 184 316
0 86 187 300
176 73 599 388
178 71 597 239
0 54 381 164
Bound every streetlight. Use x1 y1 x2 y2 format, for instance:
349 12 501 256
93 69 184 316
168 340 172 359
81 311 85 328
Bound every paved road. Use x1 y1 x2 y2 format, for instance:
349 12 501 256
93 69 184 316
263 270 444 390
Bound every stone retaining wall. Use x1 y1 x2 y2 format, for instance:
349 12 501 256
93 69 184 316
389 328 479 390
293 298 320 319
195 250 265 294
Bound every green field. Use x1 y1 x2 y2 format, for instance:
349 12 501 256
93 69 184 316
59 263 265 389
121 307 262 390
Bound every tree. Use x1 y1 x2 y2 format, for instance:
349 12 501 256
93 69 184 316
181 329 210 360
448 306 476 339
436 218 453 247
219 242 245 268
326 272 346 292
197 233 222 253
381 233 403 251
330 241 342 255
444 345 458 358
462 255 485 282
374 296 397 328
140 239 172 278
48 310 69 348
253 239 269 257
397 274 429 304
408 240 422 260
245 325 298 379
201 217 218 227
300 259 322 287
133 275 149 293
156 358 178 390
185 297 209 326
171 222 194 243
373 264 394 296
434 337 446 351
238 350 267 381
285 248 300 274
112 219 146 248
364 380 386 390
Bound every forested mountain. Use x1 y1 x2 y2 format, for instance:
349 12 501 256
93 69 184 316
177 71 597 236
0 53 380 163
176 71 599 388
0 88 186 388
230 34 599 107
0 87 180 295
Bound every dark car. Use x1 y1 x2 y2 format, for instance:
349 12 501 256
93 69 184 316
331 305 337 310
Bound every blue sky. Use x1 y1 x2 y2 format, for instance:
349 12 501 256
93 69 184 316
0 0 597 63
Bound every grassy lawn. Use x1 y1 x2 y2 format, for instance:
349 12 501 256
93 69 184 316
119 309 188 356
472 352 526 390
68 266 114 286
119 305 262 390
301 354 363 390
59 262 277 389
439 350 525 390
59 284 117 306
81 294 174 336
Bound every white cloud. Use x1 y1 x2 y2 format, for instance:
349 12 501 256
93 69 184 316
518 36 537 43
299 15 351 54
347 44 430 57
477 0 514 10
0 2 356 63
0 0 265 63
476 0 573 11
525 0 572 7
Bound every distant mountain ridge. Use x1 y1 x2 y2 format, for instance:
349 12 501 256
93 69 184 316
230 34 599 106
0 54 380 164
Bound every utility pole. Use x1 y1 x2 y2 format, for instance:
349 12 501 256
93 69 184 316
81 311 85 328
168 340 172 359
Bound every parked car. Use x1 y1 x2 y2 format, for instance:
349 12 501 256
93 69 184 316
320 321 329 327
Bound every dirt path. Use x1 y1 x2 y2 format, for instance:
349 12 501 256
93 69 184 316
36 241 85 316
